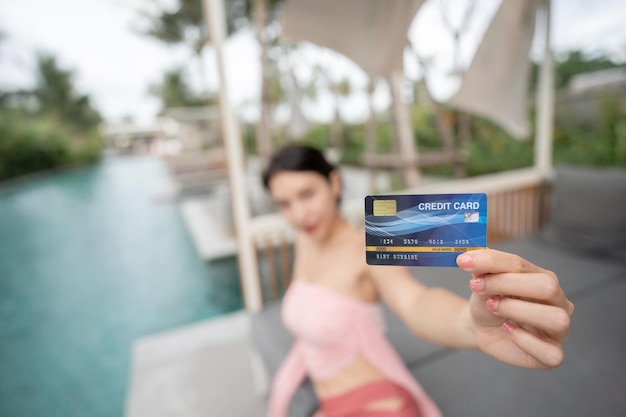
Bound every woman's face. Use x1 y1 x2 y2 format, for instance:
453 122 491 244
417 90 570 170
268 170 341 242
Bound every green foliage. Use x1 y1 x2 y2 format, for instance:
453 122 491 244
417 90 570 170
0 114 68 179
412 105 443 150
142 0 211 55
242 123 257 154
298 123 332 150
615 120 626 166
373 122 395 153
149 67 215 112
465 118 534 176
0 112 103 181
530 49 626 91
141 0 286 125
339 124 365 166
451 89 626 174
0 53 104 181
330 78 352 98
247 47 626 177
243 122 333 158
32 55 101 131
140 0 284 54
553 93 626 167
256 88 624 178
554 50 624 89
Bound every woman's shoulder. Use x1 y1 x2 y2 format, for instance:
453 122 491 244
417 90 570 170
341 225 367 253
346 223 366 242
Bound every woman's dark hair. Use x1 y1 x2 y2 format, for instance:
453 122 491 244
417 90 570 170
262 145 336 190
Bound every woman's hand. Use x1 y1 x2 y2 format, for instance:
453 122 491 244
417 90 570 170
457 249 574 369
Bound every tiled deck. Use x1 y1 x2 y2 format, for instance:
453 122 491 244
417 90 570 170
125 311 268 417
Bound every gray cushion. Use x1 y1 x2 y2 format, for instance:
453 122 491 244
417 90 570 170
540 165 626 261
410 278 626 417
250 302 318 417
381 304 443 367
250 302 293 378
493 236 626 298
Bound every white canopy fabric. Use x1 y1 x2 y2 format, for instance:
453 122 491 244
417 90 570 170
449 0 544 139
280 0 425 79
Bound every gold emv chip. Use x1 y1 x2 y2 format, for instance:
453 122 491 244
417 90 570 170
373 200 397 216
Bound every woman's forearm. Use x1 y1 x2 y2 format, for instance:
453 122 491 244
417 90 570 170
404 287 478 350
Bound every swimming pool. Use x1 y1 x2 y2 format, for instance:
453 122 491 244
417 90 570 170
0 156 242 417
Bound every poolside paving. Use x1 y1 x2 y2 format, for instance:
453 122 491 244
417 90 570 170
125 311 268 417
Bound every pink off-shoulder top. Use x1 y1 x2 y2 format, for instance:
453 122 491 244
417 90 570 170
265 279 442 417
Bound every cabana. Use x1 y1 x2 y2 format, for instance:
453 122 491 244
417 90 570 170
224 0 556 311
124 1 626 416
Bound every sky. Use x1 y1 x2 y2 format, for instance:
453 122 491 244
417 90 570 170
1 0 626 124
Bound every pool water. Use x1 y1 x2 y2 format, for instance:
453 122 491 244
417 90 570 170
0 156 242 417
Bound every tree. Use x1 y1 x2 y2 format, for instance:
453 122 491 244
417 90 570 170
249 0 286 157
530 49 626 91
140 0 284 157
0 52 103 180
307 64 353 151
32 54 101 131
329 77 352 150
555 50 625 89
253 0 271 157
149 67 214 112
438 0 477 175
139 0 251 93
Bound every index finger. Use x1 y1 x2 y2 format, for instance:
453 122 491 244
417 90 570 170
456 249 544 275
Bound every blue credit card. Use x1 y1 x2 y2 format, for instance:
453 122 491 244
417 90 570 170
365 193 488 267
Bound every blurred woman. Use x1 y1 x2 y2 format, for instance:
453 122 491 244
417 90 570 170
263 145 573 417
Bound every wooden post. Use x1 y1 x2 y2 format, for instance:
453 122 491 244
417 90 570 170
410 46 465 178
365 80 378 191
388 71 420 188
534 0 554 177
253 0 272 159
203 0 263 313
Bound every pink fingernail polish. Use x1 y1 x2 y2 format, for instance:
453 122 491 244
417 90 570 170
469 278 484 292
486 297 499 311
457 254 474 267
502 322 516 334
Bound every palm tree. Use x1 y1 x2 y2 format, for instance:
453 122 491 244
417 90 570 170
141 0 213 93
252 0 272 157
149 67 215 112
309 64 352 151
329 77 352 150
284 63 310 140
32 54 101 131
248 0 285 157
140 0 284 158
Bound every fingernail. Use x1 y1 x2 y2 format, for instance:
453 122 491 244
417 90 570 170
457 254 474 267
486 297 499 311
469 278 484 292
502 321 516 335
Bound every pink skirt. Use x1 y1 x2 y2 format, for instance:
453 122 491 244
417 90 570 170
319 379 423 417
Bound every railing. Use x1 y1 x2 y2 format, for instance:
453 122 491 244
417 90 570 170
249 167 552 307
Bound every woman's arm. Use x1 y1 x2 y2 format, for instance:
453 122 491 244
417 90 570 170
369 248 574 369
368 264 478 349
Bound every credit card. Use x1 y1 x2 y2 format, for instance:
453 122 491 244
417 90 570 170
365 193 487 267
